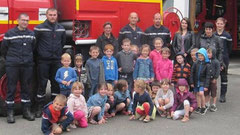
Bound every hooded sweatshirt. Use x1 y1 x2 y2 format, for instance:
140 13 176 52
190 48 211 88
67 94 88 118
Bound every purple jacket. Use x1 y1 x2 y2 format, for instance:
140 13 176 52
171 90 197 112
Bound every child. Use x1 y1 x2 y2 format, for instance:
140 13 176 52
105 83 115 117
87 83 110 125
170 79 197 122
149 37 163 75
154 79 174 118
55 53 77 97
41 94 74 135
133 44 154 83
190 48 211 115
86 45 105 98
156 47 173 81
102 44 118 85
129 80 156 123
113 79 132 115
150 80 161 101
74 53 87 87
205 48 220 112
189 48 198 67
67 82 88 128
172 52 191 86
116 38 137 92
131 44 140 56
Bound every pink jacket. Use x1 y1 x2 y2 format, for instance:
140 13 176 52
149 49 162 73
156 58 173 81
67 94 88 118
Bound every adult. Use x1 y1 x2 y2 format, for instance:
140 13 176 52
34 8 66 118
118 12 143 48
143 13 171 50
195 22 223 65
96 22 118 57
214 17 232 103
172 17 195 62
1 13 35 123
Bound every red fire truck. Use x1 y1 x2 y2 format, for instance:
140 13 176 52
194 0 240 52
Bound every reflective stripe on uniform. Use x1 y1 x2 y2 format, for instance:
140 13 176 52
5 101 14 104
219 36 232 41
37 94 46 98
51 93 59 96
21 99 31 103
34 28 51 31
3 35 35 40
144 32 170 36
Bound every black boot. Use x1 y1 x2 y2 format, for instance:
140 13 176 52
219 95 226 103
7 110 15 124
35 103 43 118
23 106 35 121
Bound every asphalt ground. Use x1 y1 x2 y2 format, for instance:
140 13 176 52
0 57 240 135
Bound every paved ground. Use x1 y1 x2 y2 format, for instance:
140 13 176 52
0 57 240 135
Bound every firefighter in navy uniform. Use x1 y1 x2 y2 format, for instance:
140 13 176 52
34 8 66 118
1 13 35 123
215 17 232 103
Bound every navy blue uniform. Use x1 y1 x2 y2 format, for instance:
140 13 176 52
1 26 35 109
34 20 66 101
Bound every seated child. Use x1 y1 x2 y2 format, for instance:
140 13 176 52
155 79 174 118
114 79 132 115
129 80 156 123
87 83 110 125
55 53 77 97
67 82 88 128
105 83 115 117
41 94 74 135
170 79 197 122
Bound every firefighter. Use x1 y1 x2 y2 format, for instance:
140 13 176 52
143 13 171 50
118 12 144 49
1 13 35 123
215 17 232 103
34 8 66 118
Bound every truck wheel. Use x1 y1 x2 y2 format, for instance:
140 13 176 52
0 74 22 116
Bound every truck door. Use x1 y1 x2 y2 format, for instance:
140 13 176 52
0 0 9 41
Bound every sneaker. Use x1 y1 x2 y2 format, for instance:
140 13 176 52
210 105 217 112
195 107 201 114
200 108 207 115
205 104 210 110
138 116 145 121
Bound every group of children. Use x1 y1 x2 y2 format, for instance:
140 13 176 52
41 37 221 134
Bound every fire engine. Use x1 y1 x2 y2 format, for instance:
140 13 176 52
0 0 183 115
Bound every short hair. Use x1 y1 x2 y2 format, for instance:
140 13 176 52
191 48 199 54
207 48 213 53
153 37 163 45
122 38 131 45
97 83 108 91
153 12 161 19
61 53 71 60
103 22 112 28
131 44 139 50
89 45 100 52
161 47 170 54
204 22 214 29
54 94 67 104
46 8 57 14
71 82 84 92
216 17 227 24
18 13 29 19
151 80 161 88
114 79 128 91
160 78 171 86
140 44 151 53
134 80 146 91
104 44 114 51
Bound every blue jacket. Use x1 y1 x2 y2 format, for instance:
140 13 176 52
102 56 118 81
190 48 211 88
1 26 35 66
114 90 132 111
34 20 66 61
133 57 154 80
87 93 107 120
55 67 77 90
41 102 74 135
